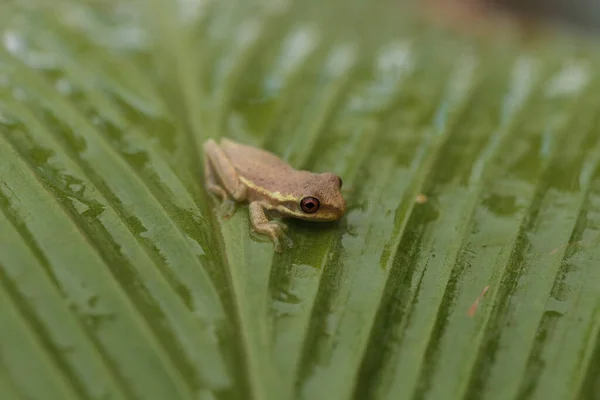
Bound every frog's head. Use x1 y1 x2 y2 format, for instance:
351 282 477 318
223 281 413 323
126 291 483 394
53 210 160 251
288 172 346 221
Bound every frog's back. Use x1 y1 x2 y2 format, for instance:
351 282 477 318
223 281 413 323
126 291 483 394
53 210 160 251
220 138 294 184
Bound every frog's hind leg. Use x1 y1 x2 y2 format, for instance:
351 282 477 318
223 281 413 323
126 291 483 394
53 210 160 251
203 139 247 218
204 155 235 218
203 139 247 201
204 153 228 201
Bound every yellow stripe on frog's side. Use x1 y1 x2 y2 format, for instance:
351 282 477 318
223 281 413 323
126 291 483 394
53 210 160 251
273 204 337 221
240 176 338 220
274 205 304 218
239 176 298 202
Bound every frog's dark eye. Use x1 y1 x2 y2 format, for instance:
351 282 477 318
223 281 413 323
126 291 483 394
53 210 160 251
300 197 320 214
338 177 343 188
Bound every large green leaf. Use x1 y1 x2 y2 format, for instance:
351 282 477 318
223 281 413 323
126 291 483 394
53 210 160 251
1 1 600 399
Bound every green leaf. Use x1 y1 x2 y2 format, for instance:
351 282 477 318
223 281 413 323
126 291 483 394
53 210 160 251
1 1 600 400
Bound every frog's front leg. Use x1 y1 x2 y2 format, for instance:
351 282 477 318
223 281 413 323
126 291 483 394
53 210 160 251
249 202 293 252
203 139 247 218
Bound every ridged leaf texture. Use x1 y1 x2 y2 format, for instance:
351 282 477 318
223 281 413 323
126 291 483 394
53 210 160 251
1 1 600 400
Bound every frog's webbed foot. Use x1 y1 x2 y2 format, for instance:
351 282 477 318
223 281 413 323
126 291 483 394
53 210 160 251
267 224 294 252
253 221 294 252
219 199 237 219
249 202 294 252
248 225 293 252
205 183 236 219
273 227 294 252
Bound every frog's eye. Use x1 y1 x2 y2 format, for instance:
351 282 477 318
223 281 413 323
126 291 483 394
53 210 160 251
338 177 343 188
300 197 320 214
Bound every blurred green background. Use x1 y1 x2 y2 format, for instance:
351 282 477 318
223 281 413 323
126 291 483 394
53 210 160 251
1 1 600 399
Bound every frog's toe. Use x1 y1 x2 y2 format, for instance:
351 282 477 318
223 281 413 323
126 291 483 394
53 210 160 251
273 236 293 252
281 232 294 249
219 199 237 219
270 225 293 252
273 238 284 253
271 219 289 231
274 227 293 250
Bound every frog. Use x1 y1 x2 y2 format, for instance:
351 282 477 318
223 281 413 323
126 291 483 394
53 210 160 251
203 138 347 251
